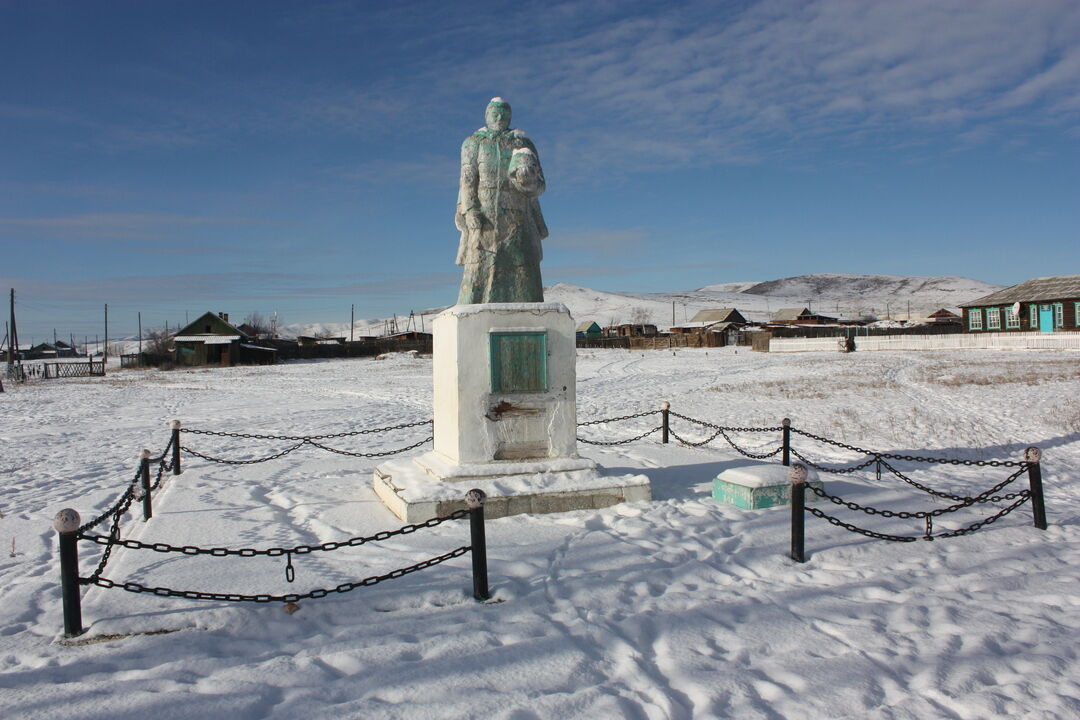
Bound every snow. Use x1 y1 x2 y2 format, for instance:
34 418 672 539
2 347 1079 718
717 463 820 488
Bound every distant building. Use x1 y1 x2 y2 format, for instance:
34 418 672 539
669 308 749 346
959 275 1080 333
770 307 837 325
605 323 659 338
173 311 277 366
576 321 602 338
925 308 962 325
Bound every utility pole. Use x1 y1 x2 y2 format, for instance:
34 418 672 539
138 312 143 355
9 289 20 369
672 301 675 327
104 304 109 361
53 328 58 347
350 304 354 343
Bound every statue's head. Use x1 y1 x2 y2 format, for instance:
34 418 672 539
485 97 511 131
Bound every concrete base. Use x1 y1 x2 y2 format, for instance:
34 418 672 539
374 453 651 522
712 463 823 509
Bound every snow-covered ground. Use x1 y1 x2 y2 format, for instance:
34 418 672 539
1 347 1078 719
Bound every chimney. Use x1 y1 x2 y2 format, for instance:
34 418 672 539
223 313 229 323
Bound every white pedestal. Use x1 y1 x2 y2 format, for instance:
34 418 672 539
373 302 651 521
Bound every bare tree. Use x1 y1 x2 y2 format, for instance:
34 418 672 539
144 327 174 356
244 312 271 338
629 307 653 335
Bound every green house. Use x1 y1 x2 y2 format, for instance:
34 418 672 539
576 321 602 338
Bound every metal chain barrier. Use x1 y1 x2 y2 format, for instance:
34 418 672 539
789 426 1027 468
577 410 662 445
85 546 471 603
805 491 1031 542
667 411 783 457
179 419 434 464
79 509 469 558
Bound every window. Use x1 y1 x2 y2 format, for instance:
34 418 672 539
490 331 548 393
1005 306 1020 329
1030 304 1038 329
1074 302 1080 327
986 307 1001 330
968 308 983 330
1054 302 1064 328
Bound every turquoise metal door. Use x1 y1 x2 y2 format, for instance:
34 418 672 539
1039 305 1054 333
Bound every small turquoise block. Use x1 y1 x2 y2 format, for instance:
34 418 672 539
712 464 824 509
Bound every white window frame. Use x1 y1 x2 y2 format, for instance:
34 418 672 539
1074 302 1080 328
1005 306 1020 329
968 308 983 330
1054 302 1064 328
986 307 1001 330
1030 304 1038 329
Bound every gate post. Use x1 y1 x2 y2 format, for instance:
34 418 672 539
660 401 670 444
140 449 153 521
790 464 806 563
466 489 489 601
54 509 84 637
1024 447 1047 530
170 420 182 475
782 418 791 466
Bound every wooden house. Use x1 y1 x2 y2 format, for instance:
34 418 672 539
926 308 962 325
770 308 837 325
576 321 602 338
173 312 277 366
958 275 1080 333
605 323 659 338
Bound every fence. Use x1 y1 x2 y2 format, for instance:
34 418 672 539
54 403 1047 636
574 405 1047 558
767 331 1080 352
52 419 488 638
4 361 105 381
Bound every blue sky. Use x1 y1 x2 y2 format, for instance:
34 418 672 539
2 0 1078 341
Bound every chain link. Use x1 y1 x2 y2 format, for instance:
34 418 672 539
79 509 469 557
803 466 1026 520
82 546 471 603
805 491 1030 542
180 418 432 442
578 426 661 446
789 426 1027 468
577 410 660 427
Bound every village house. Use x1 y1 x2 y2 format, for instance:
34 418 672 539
958 275 1080 333
605 323 659 338
670 308 749 346
172 311 277 366
770 307 838 325
576 321 602 338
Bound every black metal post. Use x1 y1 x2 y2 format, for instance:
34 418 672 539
661 401 670 444
140 450 153 521
1025 447 1047 530
54 509 84 637
790 464 806 563
782 417 791 467
466 489 489 600
171 420 181 475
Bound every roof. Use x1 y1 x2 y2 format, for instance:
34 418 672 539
175 311 246 338
576 321 601 331
959 275 1080 307
927 308 961 318
689 308 744 323
771 308 810 322
174 335 240 344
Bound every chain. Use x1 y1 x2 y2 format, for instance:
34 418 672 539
805 491 1030 542
180 418 432 442
876 457 970 501
82 546 471 603
578 426 661 446
668 411 783 433
789 426 1027 467
78 509 469 557
577 410 660 427
803 467 1026 520
790 448 880 475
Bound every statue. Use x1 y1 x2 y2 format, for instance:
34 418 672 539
455 97 548 304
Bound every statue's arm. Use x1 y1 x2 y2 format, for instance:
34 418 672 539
510 136 545 198
456 136 481 228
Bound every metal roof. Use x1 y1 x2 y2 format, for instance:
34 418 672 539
689 308 744 323
959 275 1080 307
771 308 810 322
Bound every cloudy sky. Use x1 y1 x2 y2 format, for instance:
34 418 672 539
2 0 1078 340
